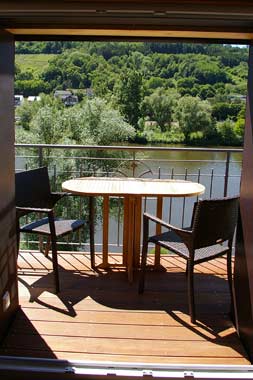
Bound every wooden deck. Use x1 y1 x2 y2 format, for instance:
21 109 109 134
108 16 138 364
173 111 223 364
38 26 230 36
0 251 250 365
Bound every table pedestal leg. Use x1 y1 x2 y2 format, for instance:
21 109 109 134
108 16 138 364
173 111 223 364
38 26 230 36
123 196 142 282
89 196 95 269
102 195 109 268
155 196 163 268
123 197 129 267
134 196 142 267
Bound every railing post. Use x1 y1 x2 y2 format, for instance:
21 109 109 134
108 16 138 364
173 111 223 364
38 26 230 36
197 168 201 201
155 167 162 266
224 151 231 197
53 164 57 190
38 146 43 167
182 168 188 227
132 151 136 177
210 168 214 198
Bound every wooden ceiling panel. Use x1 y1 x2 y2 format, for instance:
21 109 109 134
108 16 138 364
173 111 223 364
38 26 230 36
1 1 253 40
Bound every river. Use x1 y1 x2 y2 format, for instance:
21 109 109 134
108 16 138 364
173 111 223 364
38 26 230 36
92 144 243 251
16 144 242 251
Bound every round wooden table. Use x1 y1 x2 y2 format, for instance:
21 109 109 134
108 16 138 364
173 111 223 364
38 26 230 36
62 177 205 281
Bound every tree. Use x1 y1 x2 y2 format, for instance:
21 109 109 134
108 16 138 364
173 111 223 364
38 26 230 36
16 99 41 130
141 88 178 132
16 97 136 175
16 94 63 130
115 70 143 129
212 102 242 121
15 79 50 97
216 118 241 145
19 96 135 146
198 84 216 99
176 96 213 142
177 76 197 89
74 97 136 145
31 106 70 145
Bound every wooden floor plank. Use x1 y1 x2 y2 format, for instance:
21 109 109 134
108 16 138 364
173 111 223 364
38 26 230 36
16 305 234 325
2 333 247 358
0 349 248 364
0 252 250 365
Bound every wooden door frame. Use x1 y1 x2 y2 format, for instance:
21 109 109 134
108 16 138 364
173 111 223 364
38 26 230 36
0 10 253 359
0 30 19 341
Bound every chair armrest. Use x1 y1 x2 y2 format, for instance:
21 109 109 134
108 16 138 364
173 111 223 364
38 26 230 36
51 191 79 201
16 206 52 214
50 192 67 203
143 212 192 241
51 191 66 197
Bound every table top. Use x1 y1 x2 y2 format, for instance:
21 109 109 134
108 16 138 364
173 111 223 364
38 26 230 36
62 177 205 197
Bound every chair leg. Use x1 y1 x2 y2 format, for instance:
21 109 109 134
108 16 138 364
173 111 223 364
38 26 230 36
51 235 60 294
48 212 60 293
138 240 149 294
16 219 20 257
187 260 196 324
44 236 51 257
138 214 150 294
185 261 188 276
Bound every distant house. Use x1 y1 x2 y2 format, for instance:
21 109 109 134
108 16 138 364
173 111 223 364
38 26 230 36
27 96 41 102
14 95 24 107
85 88 94 97
54 90 72 99
63 95 78 106
228 94 246 102
54 90 78 106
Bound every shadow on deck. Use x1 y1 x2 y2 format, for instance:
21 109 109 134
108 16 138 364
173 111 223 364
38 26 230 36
0 251 250 365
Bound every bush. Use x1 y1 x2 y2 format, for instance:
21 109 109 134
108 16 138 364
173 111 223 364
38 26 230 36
216 119 241 145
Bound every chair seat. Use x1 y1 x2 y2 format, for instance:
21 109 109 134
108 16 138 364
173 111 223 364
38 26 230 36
149 229 229 263
20 218 85 237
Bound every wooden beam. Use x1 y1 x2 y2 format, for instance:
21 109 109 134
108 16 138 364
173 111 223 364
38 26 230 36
234 42 253 362
5 28 253 40
0 30 19 341
1 1 253 14
1 1 253 39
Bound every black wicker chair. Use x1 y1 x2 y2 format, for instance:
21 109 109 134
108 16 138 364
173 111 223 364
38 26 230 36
15 167 86 293
138 196 239 323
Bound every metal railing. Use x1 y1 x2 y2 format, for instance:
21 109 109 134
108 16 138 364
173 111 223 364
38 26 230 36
15 143 243 252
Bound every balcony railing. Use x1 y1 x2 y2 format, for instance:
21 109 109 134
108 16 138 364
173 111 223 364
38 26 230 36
15 143 242 252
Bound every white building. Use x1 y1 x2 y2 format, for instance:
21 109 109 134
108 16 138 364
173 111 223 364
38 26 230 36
14 95 24 107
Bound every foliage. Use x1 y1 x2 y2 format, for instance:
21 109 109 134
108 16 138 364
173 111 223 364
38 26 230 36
141 123 184 144
175 96 213 142
15 78 50 97
15 126 38 144
16 96 136 178
15 41 249 64
212 101 243 121
16 95 135 146
75 98 136 145
15 42 248 146
16 99 41 130
216 119 242 145
141 88 178 132
114 70 143 129
234 118 245 141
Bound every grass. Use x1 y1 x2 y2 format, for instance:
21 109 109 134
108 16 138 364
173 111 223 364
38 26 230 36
15 54 56 74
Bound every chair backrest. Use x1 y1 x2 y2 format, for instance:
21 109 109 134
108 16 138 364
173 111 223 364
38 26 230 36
191 196 239 249
15 167 51 208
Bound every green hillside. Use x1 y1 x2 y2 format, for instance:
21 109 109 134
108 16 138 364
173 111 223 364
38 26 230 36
14 42 247 146
15 54 56 73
